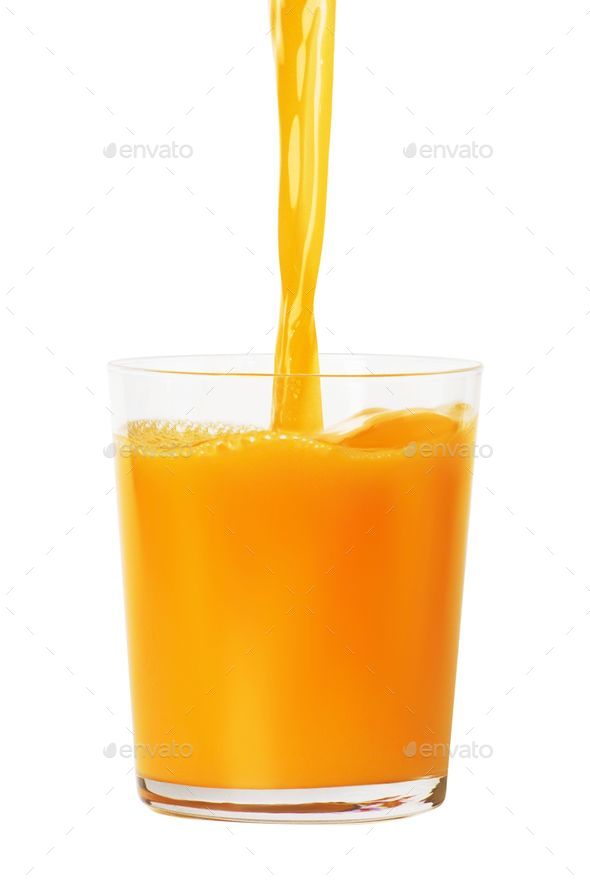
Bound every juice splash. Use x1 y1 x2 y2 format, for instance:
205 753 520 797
270 0 336 432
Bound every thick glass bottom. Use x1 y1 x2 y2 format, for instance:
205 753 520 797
138 775 447 823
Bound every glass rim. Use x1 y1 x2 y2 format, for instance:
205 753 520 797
108 353 483 380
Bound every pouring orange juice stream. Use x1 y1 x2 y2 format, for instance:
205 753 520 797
116 0 476 792
271 0 334 432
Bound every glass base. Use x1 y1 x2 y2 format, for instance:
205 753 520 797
138 775 447 823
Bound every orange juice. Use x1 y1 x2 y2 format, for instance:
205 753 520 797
116 406 475 790
111 0 481 820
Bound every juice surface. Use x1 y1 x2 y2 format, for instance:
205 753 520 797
271 0 336 431
117 407 475 789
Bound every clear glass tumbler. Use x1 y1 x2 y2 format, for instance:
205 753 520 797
109 354 481 822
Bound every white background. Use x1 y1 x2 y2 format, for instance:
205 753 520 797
2 1 589 881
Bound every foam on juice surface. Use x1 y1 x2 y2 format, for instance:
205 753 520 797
120 404 474 457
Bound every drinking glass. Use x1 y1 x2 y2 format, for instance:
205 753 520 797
109 354 481 822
